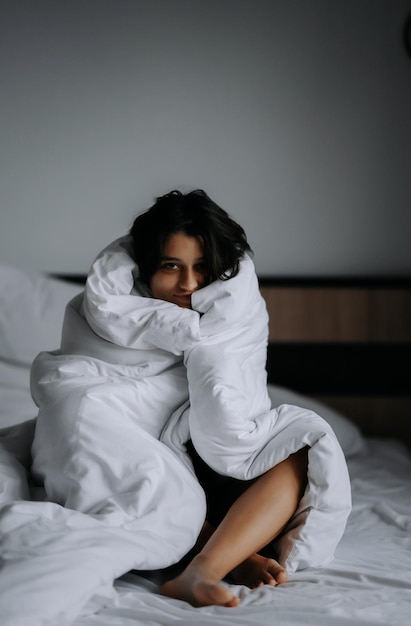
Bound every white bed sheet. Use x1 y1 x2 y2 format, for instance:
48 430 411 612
1 265 410 625
70 439 411 626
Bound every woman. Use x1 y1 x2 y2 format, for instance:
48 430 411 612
130 189 308 607
31 189 351 610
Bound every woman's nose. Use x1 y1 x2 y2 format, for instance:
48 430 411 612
180 267 200 292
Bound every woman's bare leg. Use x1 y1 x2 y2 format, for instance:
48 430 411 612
160 448 307 607
182 522 285 590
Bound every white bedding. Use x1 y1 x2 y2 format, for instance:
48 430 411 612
0 262 410 626
91 439 411 626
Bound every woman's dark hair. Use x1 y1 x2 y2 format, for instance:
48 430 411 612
129 189 252 286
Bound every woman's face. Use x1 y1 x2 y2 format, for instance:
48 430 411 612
150 232 207 309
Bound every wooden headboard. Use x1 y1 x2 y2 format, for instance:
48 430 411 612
259 277 411 449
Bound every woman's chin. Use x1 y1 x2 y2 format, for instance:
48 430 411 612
173 296 192 308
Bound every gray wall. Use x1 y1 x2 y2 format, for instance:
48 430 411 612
1 0 411 276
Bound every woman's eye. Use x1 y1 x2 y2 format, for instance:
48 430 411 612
161 262 178 271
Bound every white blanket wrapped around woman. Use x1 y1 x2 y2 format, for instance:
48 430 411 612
31 235 351 579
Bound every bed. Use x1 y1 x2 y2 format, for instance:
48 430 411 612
0 263 410 626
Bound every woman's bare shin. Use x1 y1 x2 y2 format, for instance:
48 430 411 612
161 448 308 606
196 447 307 576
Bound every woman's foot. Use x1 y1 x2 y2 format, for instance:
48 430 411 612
229 553 288 589
160 554 240 607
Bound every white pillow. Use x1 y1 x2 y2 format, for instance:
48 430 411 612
0 264 83 366
0 359 38 426
267 383 365 458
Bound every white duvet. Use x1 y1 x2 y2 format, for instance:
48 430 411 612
0 239 351 626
